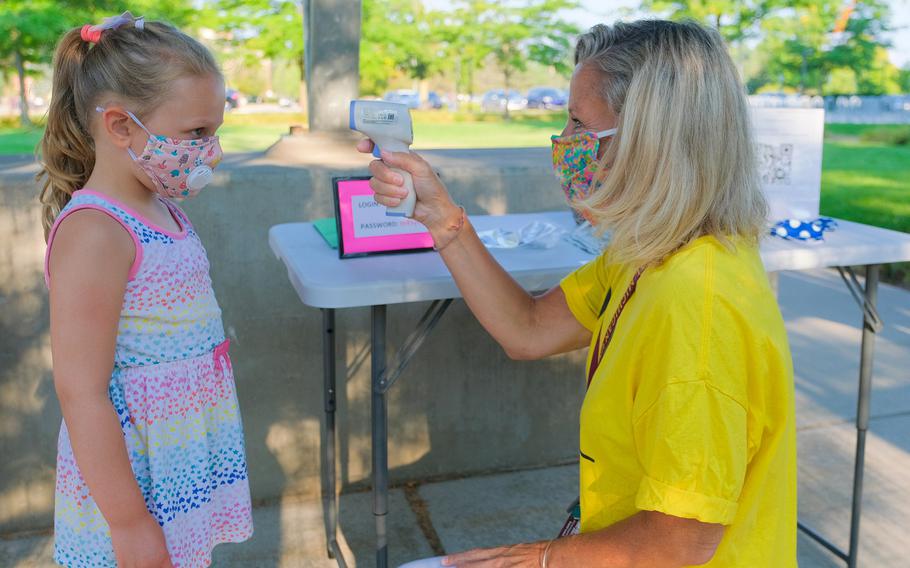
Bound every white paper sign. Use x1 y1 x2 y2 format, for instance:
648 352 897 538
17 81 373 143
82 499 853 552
750 107 824 220
351 195 429 238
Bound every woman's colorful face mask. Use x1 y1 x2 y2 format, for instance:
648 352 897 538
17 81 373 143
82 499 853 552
98 106 222 199
551 128 616 223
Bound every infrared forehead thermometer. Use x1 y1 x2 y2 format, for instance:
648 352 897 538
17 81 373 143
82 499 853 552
349 100 415 217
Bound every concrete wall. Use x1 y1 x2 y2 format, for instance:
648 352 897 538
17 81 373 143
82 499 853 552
0 147 588 535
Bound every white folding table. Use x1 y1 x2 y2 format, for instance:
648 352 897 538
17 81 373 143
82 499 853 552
269 211 910 568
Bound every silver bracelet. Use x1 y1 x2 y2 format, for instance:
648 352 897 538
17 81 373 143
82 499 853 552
432 205 466 252
541 538 556 568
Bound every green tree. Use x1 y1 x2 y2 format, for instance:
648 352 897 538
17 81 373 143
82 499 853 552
0 0 197 127
0 1 73 126
652 0 899 96
757 0 894 95
899 66 910 93
212 0 306 106
491 0 578 119
433 0 494 109
643 0 776 44
360 0 447 100
442 0 578 118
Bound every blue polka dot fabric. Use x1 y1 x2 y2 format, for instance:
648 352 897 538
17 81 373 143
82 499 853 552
770 217 838 241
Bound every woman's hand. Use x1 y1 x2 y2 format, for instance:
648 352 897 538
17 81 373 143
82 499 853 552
110 513 174 568
441 512 724 568
356 139 463 242
441 541 548 567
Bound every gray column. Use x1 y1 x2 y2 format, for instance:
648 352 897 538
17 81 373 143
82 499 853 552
304 0 362 132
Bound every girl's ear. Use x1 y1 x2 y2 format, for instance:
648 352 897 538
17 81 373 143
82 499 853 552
98 107 139 150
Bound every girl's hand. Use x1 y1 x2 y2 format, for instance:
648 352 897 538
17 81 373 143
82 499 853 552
110 514 174 568
441 541 547 567
355 139 463 242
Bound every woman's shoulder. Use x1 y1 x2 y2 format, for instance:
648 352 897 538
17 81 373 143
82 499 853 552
652 234 761 286
642 234 772 321
639 235 789 402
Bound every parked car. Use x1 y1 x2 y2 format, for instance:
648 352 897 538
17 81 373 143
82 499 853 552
426 91 446 109
383 89 420 109
225 88 242 110
480 89 528 112
527 87 567 109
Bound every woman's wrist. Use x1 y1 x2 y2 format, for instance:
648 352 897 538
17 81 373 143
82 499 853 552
540 538 557 568
431 203 467 252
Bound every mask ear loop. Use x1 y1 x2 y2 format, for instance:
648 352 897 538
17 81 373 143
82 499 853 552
589 128 618 189
552 128 617 144
95 106 155 160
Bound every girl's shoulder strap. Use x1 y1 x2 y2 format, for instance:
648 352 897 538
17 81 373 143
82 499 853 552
161 198 194 232
44 190 144 289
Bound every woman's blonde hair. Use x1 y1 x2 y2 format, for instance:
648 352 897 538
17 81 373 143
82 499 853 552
36 19 221 239
575 20 768 266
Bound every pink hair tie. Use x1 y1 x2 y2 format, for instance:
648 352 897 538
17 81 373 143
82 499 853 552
80 12 144 44
81 24 103 44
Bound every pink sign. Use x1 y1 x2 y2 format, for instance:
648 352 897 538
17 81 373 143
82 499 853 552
334 177 434 257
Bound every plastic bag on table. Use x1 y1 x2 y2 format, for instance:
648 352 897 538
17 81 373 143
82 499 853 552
563 221 611 255
477 221 566 249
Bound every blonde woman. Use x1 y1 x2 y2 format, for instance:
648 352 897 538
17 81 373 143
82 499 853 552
361 20 796 568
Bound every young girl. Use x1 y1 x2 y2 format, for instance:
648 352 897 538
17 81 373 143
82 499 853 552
38 13 253 568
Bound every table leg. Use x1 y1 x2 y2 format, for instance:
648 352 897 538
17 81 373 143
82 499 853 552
847 264 879 568
797 265 883 564
768 271 779 299
372 305 389 568
322 309 346 565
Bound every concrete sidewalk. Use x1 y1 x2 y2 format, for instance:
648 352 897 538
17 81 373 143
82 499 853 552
3 268 909 567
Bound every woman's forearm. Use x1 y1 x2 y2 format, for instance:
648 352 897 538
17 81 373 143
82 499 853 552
547 511 723 568
362 146 589 359
436 217 541 358
58 390 150 528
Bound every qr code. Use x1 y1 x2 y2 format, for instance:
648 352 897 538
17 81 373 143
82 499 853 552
758 143 793 185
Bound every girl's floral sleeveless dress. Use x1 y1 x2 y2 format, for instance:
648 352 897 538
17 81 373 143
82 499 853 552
45 189 253 567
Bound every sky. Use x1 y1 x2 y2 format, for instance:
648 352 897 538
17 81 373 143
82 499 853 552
425 0 910 68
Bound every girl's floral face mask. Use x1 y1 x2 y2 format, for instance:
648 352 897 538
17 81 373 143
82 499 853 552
97 106 222 199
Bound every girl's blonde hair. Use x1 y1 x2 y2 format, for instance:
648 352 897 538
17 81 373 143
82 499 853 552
37 19 221 239
575 20 768 267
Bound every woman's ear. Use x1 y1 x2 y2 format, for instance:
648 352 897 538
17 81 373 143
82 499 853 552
98 107 138 150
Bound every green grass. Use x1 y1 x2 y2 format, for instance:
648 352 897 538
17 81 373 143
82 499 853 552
825 123 910 146
414 117 563 148
217 124 289 152
819 138 910 286
411 110 564 148
217 111 310 152
824 123 907 138
820 140 910 233
0 127 44 155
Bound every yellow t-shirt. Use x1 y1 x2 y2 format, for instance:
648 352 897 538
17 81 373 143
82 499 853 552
560 236 797 567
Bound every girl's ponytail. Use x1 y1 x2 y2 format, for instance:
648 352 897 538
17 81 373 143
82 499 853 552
37 29 96 240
